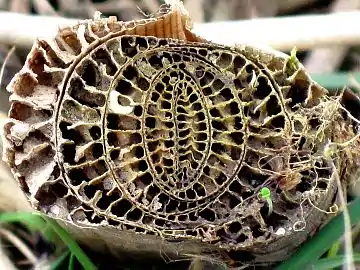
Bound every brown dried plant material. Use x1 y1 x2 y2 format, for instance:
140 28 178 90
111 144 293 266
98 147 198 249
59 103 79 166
2 0 360 266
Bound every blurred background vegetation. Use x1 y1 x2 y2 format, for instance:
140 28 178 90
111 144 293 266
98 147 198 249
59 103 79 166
0 0 360 269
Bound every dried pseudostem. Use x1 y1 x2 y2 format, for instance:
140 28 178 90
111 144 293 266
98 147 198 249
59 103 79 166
2 1 360 267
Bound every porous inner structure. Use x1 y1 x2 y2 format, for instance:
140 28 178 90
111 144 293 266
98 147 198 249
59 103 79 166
55 35 337 249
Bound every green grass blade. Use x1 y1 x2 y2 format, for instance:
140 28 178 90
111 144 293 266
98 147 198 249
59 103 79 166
327 241 340 258
50 251 70 270
42 216 97 270
68 253 75 270
310 254 360 270
0 212 56 241
0 212 45 227
276 197 360 270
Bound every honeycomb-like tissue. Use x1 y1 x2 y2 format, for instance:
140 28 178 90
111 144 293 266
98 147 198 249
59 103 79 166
3 2 360 266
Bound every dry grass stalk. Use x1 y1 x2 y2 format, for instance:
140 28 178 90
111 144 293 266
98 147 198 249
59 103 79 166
193 11 360 50
10 0 30 13
1 11 360 50
142 0 161 14
0 227 37 265
0 238 17 270
304 0 360 73
0 46 15 88
32 0 59 16
184 0 205 22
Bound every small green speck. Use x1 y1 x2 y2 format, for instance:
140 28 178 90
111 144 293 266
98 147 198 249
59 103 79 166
259 187 273 216
260 187 271 199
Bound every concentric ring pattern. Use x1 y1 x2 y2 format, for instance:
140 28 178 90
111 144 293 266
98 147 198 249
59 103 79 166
56 34 333 245
59 37 252 226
